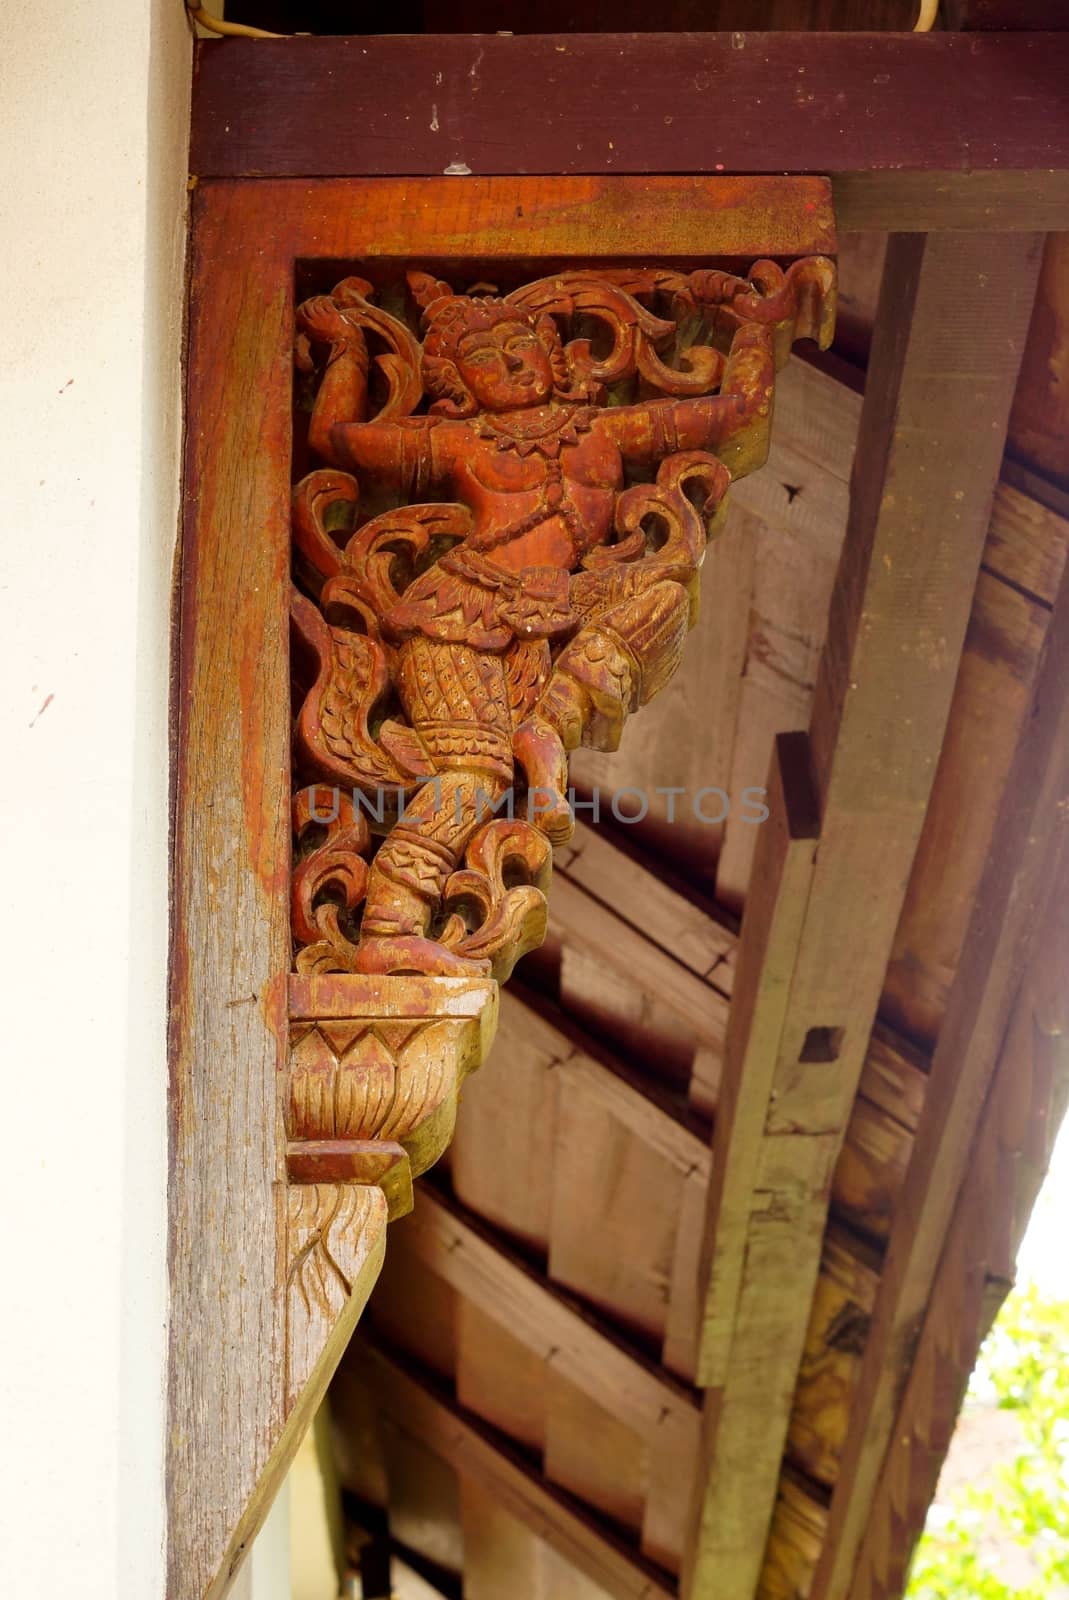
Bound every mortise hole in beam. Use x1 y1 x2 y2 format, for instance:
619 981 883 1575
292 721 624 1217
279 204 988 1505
799 1026 845 1064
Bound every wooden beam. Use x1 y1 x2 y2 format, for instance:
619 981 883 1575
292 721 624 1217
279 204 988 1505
810 536 1069 1600
696 733 821 1389
171 170 393 1600
190 34 1069 228
350 1342 677 1600
683 230 1043 1600
944 0 1068 25
840 866 1069 1600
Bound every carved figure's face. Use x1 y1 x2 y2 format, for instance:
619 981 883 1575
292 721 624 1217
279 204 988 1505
455 319 554 411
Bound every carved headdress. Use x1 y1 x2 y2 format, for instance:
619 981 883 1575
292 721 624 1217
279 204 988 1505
407 270 577 416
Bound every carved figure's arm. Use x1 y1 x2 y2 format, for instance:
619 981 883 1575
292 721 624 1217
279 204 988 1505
330 416 457 498
598 256 834 479
297 297 372 465
598 321 776 479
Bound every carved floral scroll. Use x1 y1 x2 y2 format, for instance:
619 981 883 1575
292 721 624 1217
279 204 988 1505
283 255 835 1217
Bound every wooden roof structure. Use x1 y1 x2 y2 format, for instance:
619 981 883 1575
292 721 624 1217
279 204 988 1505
328 291 1069 1600
174 13 1069 1600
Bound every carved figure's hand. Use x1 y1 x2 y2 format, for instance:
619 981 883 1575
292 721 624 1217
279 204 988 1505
297 295 363 349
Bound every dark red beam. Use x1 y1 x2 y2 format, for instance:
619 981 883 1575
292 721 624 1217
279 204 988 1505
190 32 1069 227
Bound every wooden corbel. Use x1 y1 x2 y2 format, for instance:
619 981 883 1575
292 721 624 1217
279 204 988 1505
170 175 836 1599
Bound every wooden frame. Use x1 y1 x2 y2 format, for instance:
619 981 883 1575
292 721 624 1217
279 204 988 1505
170 172 835 1600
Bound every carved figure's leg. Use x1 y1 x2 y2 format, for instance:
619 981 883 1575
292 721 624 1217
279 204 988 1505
355 636 514 976
355 769 510 975
516 574 692 844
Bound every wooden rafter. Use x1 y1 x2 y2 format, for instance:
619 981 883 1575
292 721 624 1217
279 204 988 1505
810 541 1069 1600
684 230 1044 1600
849 897 1069 1598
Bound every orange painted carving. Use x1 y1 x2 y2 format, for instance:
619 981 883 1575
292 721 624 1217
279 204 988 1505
290 261 836 981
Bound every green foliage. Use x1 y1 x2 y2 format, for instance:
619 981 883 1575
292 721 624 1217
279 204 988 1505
907 1284 1069 1599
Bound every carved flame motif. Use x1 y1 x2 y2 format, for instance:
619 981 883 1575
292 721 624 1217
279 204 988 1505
289 259 836 983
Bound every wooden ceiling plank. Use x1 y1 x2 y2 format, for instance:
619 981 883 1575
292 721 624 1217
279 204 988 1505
809 535 1069 1600
555 820 736 985
357 1342 678 1600
684 230 1044 1600
714 357 1069 923
395 1185 699 1448
392 1177 701 1572
548 1060 699 1349
549 876 731 1050
460 1478 616 1600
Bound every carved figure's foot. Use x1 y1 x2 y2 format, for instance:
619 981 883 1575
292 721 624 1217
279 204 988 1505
513 716 574 844
353 934 493 978
529 789 576 846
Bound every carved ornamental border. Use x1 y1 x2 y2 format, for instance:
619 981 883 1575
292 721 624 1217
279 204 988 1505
169 175 836 1600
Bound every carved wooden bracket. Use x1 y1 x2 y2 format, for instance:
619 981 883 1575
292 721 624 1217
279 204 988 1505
289 259 835 987
170 176 836 1600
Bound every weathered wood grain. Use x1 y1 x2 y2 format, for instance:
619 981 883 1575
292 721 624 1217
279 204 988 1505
759 1471 830 1600
810 525 1069 1600
684 230 1043 1600
190 35 1069 230
170 171 304 1600
785 1228 881 1491
697 733 821 1390
842 878 1069 1600
356 1341 678 1600
286 1184 388 1414
457 1298 550 1458
882 573 1051 1044
450 989 563 1255
1009 232 1069 491
461 1479 616 1600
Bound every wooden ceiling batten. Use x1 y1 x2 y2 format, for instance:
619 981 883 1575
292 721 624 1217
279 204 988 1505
684 229 1044 1600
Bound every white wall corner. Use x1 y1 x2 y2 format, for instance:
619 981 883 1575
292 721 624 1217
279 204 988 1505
0 3 192 1596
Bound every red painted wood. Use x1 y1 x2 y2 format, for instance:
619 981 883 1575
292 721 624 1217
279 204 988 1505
191 32 1069 180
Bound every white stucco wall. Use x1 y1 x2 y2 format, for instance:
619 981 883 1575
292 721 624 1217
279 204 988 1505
0 3 191 1595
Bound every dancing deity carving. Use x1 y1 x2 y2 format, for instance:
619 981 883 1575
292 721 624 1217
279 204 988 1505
290 260 835 981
